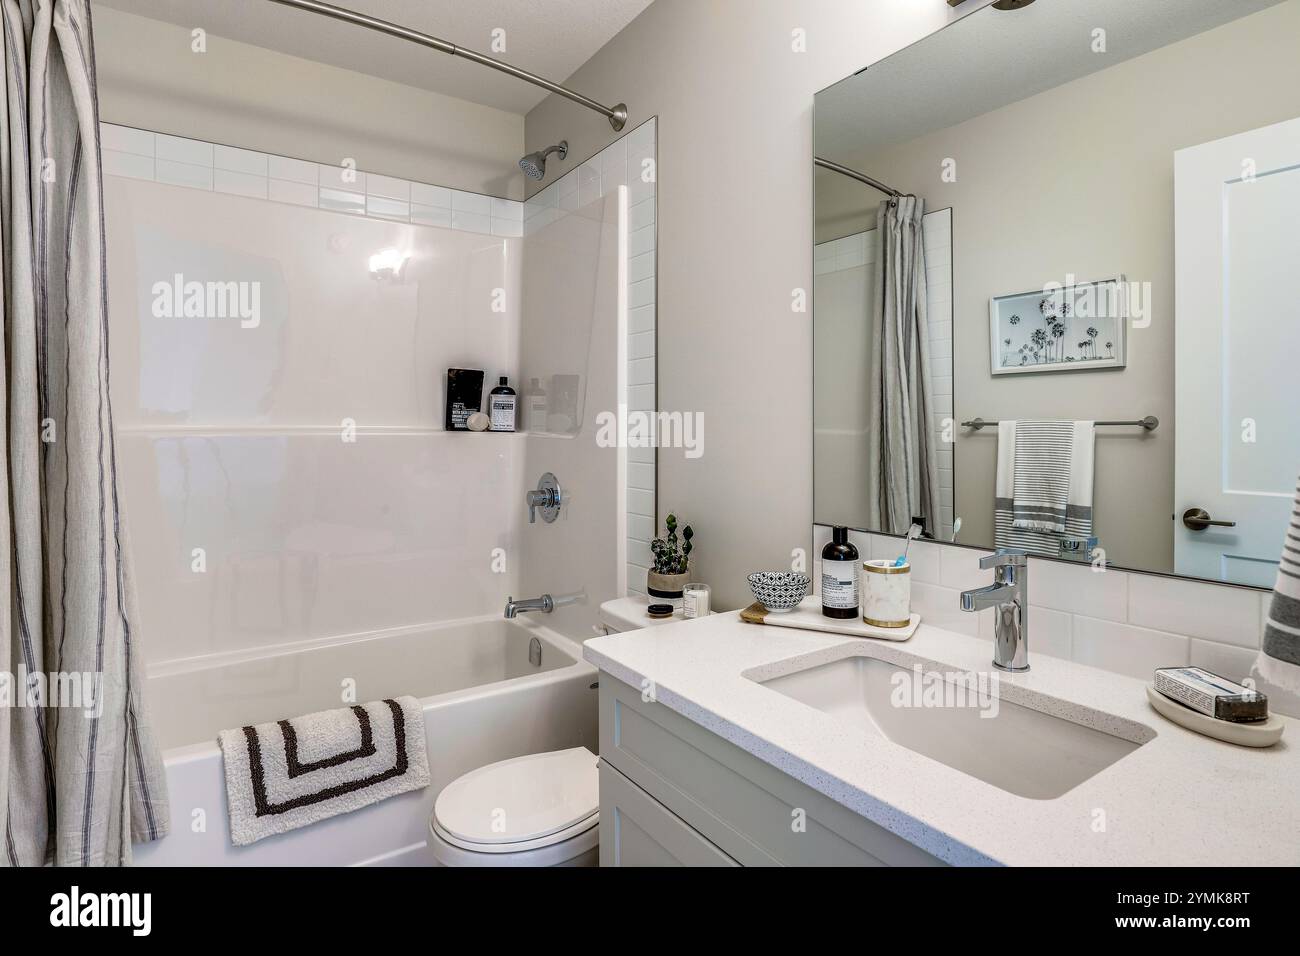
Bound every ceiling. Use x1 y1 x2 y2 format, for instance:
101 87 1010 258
815 0 1288 161
93 0 653 115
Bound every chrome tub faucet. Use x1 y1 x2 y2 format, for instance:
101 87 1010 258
504 594 554 619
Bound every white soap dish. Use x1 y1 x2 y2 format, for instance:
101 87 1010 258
1145 685 1285 748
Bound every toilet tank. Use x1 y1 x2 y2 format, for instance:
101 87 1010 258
597 596 684 634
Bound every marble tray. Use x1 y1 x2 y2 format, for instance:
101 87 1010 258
739 596 919 641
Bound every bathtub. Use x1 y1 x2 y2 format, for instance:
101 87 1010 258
133 615 598 866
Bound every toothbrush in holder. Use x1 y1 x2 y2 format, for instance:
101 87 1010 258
894 523 922 567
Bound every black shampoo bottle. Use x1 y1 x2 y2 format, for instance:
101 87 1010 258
821 526 859 619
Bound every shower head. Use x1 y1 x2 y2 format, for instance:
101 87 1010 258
519 141 568 181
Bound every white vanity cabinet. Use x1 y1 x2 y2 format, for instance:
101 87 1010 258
597 675 943 867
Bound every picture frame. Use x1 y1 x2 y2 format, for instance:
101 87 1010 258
989 275 1128 376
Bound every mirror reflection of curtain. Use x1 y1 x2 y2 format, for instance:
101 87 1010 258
866 197 940 536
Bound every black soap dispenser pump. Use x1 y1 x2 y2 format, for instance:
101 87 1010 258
821 526 859 619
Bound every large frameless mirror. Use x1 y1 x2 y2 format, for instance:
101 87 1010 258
813 0 1300 588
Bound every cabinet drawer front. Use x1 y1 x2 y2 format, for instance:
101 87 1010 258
600 676 943 866
599 762 738 867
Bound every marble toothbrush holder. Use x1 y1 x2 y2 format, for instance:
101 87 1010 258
861 559 911 628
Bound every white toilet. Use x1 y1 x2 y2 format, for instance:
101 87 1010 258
428 747 601 866
427 597 673 866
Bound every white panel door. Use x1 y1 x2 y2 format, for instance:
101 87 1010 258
1174 116 1300 586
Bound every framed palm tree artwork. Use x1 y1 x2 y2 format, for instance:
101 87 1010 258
988 275 1128 376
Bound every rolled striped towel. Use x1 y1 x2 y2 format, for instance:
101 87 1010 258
218 696 430 846
1256 480 1300 697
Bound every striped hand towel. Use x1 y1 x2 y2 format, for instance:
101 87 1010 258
995 420 1096 558
1255 479 1300 698
1012 420 1076 532
218 696 429 846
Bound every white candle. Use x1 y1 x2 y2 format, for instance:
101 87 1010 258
683 583 711 619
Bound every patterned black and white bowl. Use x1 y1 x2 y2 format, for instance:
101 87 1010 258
747 571 810 612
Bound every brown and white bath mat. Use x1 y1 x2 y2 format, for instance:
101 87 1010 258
218 696 430 846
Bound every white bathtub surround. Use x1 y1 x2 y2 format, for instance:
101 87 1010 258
219 696 430 846
583 611 1300 866
516 187 629 635
104 128 624 863
525 119 657 597
105 159 524 665
136 617 596 866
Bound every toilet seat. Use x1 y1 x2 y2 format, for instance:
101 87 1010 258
427 812 598 867
432 747 599 855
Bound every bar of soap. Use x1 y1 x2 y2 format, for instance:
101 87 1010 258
1154 666 1268 722
1146 686 1284 748
466 412 491 432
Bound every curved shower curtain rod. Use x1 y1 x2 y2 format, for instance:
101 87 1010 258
814 156 903 199
266 0 628 131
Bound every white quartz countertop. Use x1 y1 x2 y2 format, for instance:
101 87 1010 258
583 611 1300 866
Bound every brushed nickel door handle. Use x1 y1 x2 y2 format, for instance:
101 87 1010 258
1182 507 1236 531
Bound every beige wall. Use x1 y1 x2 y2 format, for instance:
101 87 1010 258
839 1 1300 572
523 0 965 609
94 6 525 198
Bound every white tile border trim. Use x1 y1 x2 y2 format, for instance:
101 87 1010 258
100 123 523 238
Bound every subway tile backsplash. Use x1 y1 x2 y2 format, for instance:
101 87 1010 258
814 524 1267 685
101 123 524 238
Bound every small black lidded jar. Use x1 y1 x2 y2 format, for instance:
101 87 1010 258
821 526 859 619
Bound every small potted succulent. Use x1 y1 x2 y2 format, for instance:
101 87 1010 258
648 513 693 601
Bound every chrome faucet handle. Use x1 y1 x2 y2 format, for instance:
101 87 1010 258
979 548 1028 570
526 472 562 524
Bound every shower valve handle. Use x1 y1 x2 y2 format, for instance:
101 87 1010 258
527 473 562 524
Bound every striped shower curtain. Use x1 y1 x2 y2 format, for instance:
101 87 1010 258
1 0 167 865
866 195 941 536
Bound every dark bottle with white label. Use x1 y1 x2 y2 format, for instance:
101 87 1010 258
821 526 859 619
489 377 517 432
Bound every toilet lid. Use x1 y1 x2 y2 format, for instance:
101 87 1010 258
434 747 598 847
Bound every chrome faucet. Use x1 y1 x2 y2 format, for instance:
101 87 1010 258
504 594 554 619
959 549 1029 672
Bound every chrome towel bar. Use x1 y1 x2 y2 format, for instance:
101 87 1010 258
961 416 1159 431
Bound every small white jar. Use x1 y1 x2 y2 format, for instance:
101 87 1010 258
861 559 911 628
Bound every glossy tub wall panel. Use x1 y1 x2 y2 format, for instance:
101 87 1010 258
104 161 525 668
524 119 655 597
118 431 524 666
517 188 628 641
104 175 521 430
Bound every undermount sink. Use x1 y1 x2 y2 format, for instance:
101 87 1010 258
753 653 1153 800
